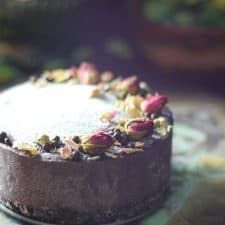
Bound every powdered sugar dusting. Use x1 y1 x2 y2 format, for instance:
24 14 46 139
0 82 120 143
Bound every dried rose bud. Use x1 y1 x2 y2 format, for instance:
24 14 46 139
82 132 114 155
125 118 154 140
101 71 114 83
117 76 139 95
125 76 139 95
77 62 100 84
141 94 168 114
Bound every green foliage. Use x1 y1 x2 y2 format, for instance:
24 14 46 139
143 0 225 27
0 62 22 84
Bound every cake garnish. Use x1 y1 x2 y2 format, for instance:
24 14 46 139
81 132 115 155
141 93 168 114
105 151 118 159
0 132 13 147
153 117 172 136
101 71 114 83
100 111 118 122
87 155 101 161
59 139 82 161
52 136 64 149
37 134 51 146
90 87 102 98
115 76 140 95
124 118 154 141
36 134 54 153
116 95 144 118
119 147 144 157
59 145 74 160
43 67 77 83
77 62 100 84
113 130 130 146
72 136 81 144
14 143 39 156
1 62 172 161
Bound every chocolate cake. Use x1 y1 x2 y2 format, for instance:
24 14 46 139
0 62 173 225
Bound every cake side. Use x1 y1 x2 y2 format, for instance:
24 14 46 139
0 133 172 225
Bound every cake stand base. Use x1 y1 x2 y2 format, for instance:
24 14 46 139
0 203 151 225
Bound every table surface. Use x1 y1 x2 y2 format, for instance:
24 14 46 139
0 89 224 225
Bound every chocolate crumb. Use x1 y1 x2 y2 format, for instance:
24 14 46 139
43 143 53 153
114 131 129 146
71 151 82 162
52 136 63 149
72 136 81 144
139 88 148 97
4 138 12 147
0 132 7 143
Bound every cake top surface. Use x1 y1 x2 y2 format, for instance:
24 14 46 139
0 82 120 143
0 62 172 161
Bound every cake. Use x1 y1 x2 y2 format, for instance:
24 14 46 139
0 62 173 225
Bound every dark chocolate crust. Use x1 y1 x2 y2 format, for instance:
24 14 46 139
0 131 172 225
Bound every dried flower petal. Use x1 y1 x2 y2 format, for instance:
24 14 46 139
59 145 73 160
65 139 80 151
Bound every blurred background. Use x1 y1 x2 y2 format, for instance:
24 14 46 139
0 0 225 95
0 1 225 225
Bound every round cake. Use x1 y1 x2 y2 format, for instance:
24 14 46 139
0 62 173 225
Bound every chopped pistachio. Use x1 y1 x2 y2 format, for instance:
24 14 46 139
15 143 38 156
101 71 114 83
153 117 172 136
124 104 142 118
37 134 51 146
100 111 118 122
90 88 102 98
